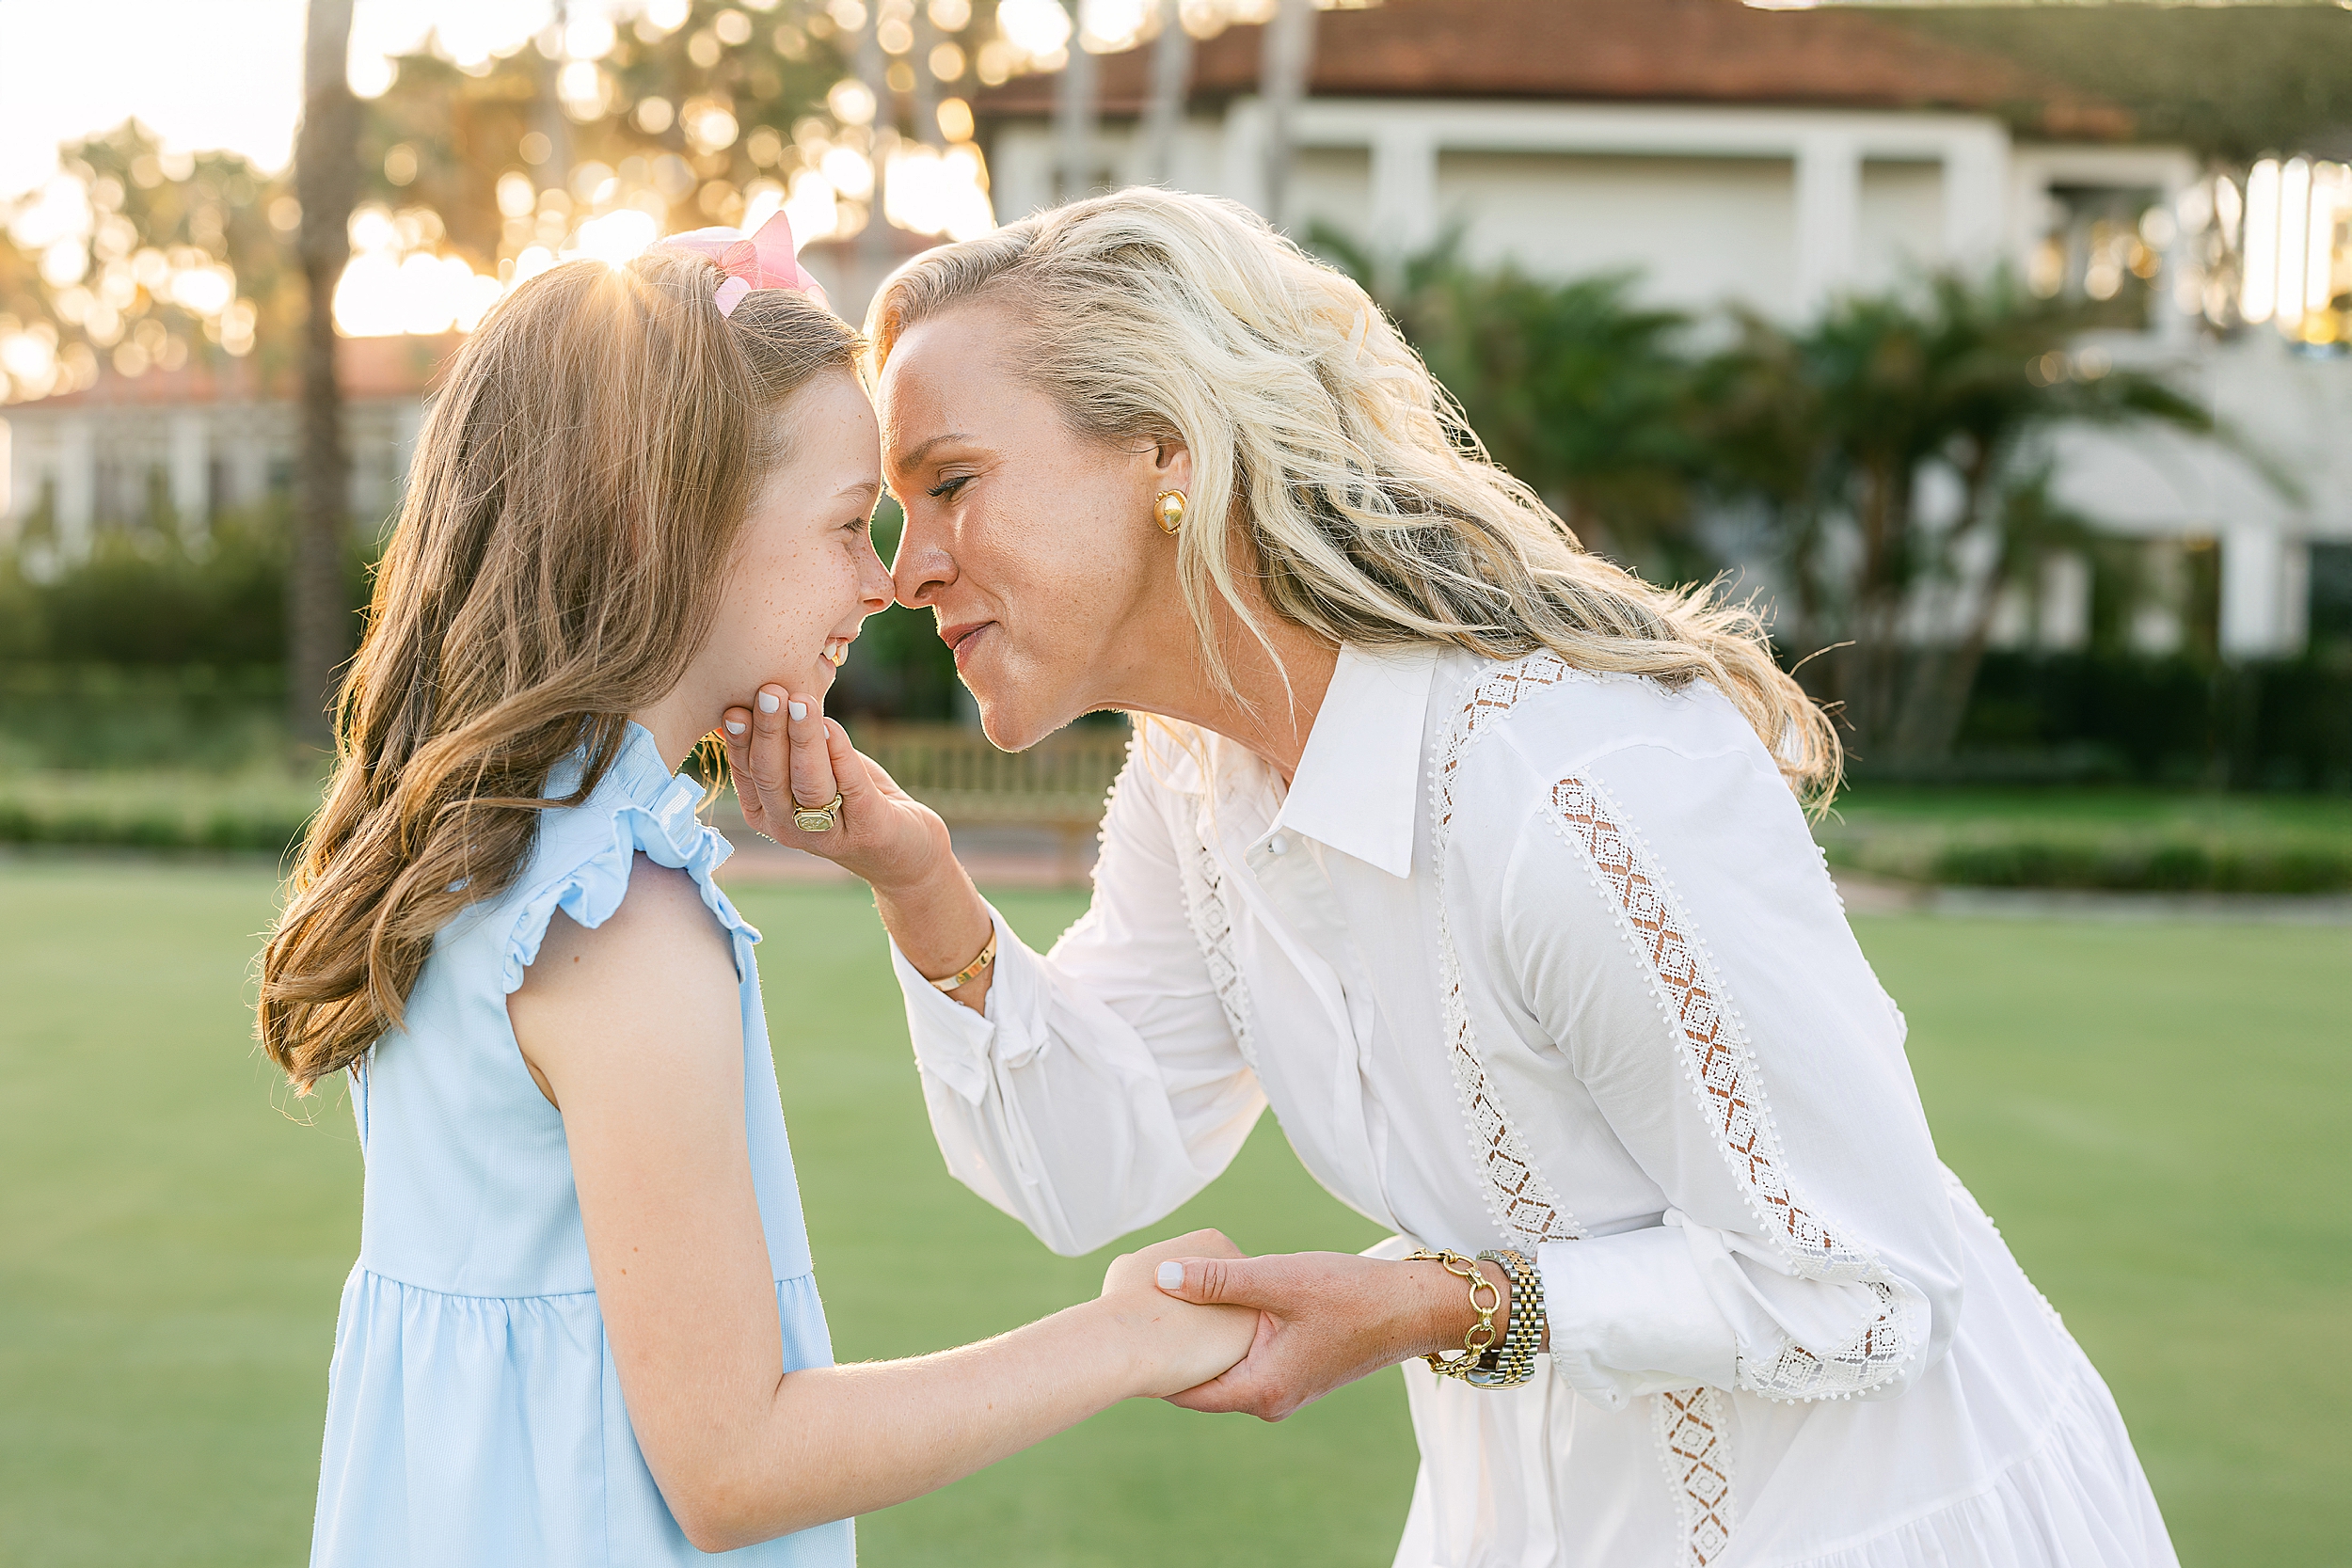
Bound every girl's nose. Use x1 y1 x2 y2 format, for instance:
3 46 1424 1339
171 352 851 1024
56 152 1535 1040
859 541 896 610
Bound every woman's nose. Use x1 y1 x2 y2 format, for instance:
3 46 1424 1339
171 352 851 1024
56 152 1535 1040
890 528 957 609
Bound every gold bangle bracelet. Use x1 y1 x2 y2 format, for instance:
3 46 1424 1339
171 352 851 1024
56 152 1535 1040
928 931 997 993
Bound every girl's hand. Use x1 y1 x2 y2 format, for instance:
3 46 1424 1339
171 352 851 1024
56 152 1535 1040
1148 1250 1508 1421
1097 1229 1259 1399
720 686 948 894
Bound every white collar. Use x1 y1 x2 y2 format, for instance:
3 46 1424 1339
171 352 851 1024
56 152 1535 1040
1265 642 1436 879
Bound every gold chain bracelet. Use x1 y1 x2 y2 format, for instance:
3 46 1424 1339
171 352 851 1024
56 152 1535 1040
1406 1248 1502 1378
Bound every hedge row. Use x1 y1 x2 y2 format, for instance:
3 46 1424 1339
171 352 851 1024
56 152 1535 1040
8 786 2345 895
0 800 310 856
1927 839 2352 895
1935 651 2352 791
0 664 292 772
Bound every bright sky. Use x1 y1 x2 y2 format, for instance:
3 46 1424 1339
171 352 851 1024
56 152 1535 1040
0 0 600 200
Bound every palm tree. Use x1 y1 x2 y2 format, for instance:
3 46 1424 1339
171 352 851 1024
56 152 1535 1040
290 0 359 752
1259 0 1316 226
1140 0 1193 186
1315 227 1711 586
1704 271 2218 768
1414 267 1708 583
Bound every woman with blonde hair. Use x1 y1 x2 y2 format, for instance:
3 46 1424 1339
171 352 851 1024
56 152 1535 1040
258 218 1253 1566
736 189 2177 1568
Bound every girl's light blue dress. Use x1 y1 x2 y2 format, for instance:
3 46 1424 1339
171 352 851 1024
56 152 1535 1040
310 723 853 1566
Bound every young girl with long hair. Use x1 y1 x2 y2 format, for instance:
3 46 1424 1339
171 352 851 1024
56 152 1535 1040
256 221 1251 1566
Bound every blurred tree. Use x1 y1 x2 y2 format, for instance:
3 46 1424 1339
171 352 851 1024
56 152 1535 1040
1415 269 1708 585
353 0 1006 282
1260 0 1315 224
1701 272 2219 768
0 123 294 407
1900 467 2099 762
1139 0 1192 185
1877 3 2352 166
292 0 361 752
1311 224 1711 585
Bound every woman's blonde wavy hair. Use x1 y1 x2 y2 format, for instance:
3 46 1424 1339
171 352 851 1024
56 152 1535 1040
868 187 1838 803
259 251 858 1094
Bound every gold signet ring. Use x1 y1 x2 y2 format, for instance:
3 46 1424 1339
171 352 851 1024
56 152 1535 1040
791 792 845 832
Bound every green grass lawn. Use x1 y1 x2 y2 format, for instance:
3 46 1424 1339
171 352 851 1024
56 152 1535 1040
0 863 2344 1566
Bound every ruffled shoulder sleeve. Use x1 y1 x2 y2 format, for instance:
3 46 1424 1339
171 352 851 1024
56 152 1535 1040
499 771 760 995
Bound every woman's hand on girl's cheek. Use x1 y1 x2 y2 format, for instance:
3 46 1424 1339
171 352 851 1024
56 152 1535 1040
717 689 954 892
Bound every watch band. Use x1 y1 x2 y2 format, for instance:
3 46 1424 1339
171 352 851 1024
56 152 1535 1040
1469 1247 1545 1388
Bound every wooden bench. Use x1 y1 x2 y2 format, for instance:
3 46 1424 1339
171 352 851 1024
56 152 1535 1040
851 721 1133 880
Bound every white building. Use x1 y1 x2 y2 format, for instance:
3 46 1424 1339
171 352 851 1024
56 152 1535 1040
1 335 443 563
976 0 2352 658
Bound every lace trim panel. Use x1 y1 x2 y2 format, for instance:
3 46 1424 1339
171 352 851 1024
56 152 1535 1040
1431 654 1582 1248
1546 773 1915 1402
1176 829 1258 1069
1653 1386 1735 1568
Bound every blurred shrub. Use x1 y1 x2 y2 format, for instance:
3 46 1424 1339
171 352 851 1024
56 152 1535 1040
2 507 300 666
1934 651 2352 791
1818 787 2351 893
0 664 287 771
0 500 966 775
1929 839 2350 895
0 768 321 856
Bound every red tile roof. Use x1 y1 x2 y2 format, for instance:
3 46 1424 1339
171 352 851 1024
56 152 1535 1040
974 0 2130 136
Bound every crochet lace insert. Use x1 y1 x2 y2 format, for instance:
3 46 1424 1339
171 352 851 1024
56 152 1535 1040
1432 654 1582 1247
1177 828 1258 1068
1547 773 1913 1402
1654 1386 1735 1568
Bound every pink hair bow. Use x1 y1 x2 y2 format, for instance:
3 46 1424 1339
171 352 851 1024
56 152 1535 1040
659 211 829 317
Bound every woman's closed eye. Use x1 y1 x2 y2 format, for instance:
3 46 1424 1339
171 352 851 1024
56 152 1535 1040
926 474 974 502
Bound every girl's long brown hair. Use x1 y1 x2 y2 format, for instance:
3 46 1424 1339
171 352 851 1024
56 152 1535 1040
260 250 858 1093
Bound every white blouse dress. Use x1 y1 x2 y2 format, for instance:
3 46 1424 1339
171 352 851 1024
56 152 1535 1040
889 644 2177 1568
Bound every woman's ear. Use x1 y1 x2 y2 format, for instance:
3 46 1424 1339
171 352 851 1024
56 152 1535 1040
1151 438 1193 498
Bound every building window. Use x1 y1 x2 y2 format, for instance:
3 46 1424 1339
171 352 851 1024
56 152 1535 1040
2028 184 2166 331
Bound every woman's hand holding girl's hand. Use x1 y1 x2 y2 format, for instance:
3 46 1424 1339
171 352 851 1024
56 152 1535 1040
720 686 947 894
1094 1229 1259 1399
1147 1249 1508 1420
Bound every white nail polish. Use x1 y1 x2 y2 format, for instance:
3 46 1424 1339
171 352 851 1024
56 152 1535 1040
723 721 745 736
787 701 807 721
1156 1261 1184 1291
756 692 780 714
